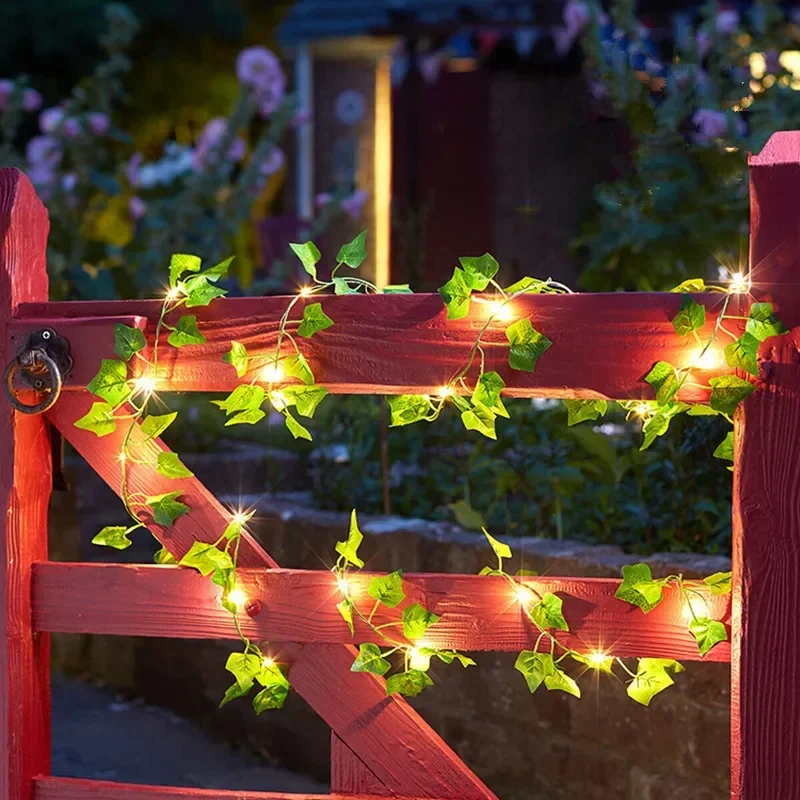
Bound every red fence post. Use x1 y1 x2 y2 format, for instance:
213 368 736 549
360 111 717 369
733 133 800 798
0 169 52 800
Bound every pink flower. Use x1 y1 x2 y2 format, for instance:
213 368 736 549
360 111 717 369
315 192 332 208
62 118 81 139
192 117 246 171
26 135 62 168
39 107 64 134
715 10 739 35
22 89 41 112
588 80 606 100
237 46 284 91
61 173 78 192
693 109 729 142
126 152 143 187
553 27 578 56
87 112 110 136
291 108 312 128
341 189 368 220
563 0 590 31
696 31 712 58
259 147 285 176
0 80 12 110
27 165 56 200
129 196 147 220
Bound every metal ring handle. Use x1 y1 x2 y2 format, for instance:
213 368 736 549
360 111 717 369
3 349 63 415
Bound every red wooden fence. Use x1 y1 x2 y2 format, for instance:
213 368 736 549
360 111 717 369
0 130 798 800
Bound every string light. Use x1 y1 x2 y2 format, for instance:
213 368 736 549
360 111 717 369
682 594 708 622
409 646 430 671
117 451 127 463
633 402 652 420
227 588 247 609
262 656 275 669
337 575 350 596
515 585 536 606
729 272 750 294
231 512 250 526
692 347 723 370
132 375 157 397
436 386 453 398
487 300 514 322
299 286 312 297
270 390 287 411
261 362 284 383
166 286 182 302
587 651 609 667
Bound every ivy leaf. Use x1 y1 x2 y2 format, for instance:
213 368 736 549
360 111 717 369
388 395 430 426
368 569 405 608
337 599 354 635
75 402 117 437
336 230 367 268
383 284 412 294
571 652 615 674
713 431 734 462
472 371 505 409
212 385 265 415
290 240 321 279
169 253 201 287
479 567 504 576
351 643 391 676
252 682 289 714
87 359 130 406
515 650 553 693
544 665 581 698
140 412 177 441
432 650 476 668
458 253 499 291
156 451 194 479
627 658 684 706
219 682 251 708
91 525 132 550
226 652 262 689
461 403 497 439
704 571 732 595
146 491 189 526
615 563 664 613
483 528 512 561
504 276 546 294
297 302 334 338
284 353 314 385
154 547 178 565
687 405 719 416
402 603 440 641
179 541 233 577
284 411 312 440
641 403 688 450
746 302 788 342
689 617 728 656
709 375 755 415
201 256 234 282
183 275 227 308
283 385 328 418
385 670 433 697
332 277 357 295
113 323 146 361
724 333 760 377
529 592 569 632
223 511 253 542
438 268 472 320
671 278 706 293
448 499 485 530
168 315 205 347
505 318 552 372
223 342 249 378
335 509 364 568
644 361 679 405
671 296 706 336
564 399 608 426
227 409 266 426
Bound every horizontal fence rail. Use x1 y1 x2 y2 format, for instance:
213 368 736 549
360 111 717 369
11 293 741 400
32 563 731 662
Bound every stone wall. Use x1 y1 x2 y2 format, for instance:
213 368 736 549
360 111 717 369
54 457 731 799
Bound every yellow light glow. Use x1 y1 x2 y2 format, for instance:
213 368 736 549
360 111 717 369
337 576 350 596
261 362 284 383
132 375 157 396
588 651 609 666
227 588 247 608
634 402 652 419
729 272 750 294
118 451 127 463
515 585 536 606
488 300 514 322
299 286 312 297
262 656 275 669
692 347 723 370
231 512 249 526
682 594 709 622
374 55 392 289
409 646 430 671
166 286 181 302
270 390 287 411
436 386 453 398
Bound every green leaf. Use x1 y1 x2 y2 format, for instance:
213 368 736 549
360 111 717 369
223 342 249 378
725 333 760 377
91 525 132 550
746 302 787 342
385 670 433 697
335 509 364 568
640 402 688 450
689 617 727 656
671 278 706 293
571 652 615 674
472 371 505 409
448 499 484 531
505 318 552 372
627 658 684 706
337 599 354 635
564 399 608 426
687 405 719 416
504 276 546 294
201 256 234 282
252 682 289 713
212 385 265 415
283 385 328 418
74 401 117 437
113 324 146 361
140 412 177 441
219 681 251 708
645 361 679 405
709 375 755 416
332 278 358 295
168 315 205 347
479 567 504 576
182 275 227 308
458 253 499 291
227 408 266 426
402 603 440 641
351 643 391 676
223 511 253 542
336 230 367 268
154 547 177 565
438 268 472 320
179 541 233 577
483 528 512 561
368 569 405 608
284 411 312 440
703 571 732 595
671 295 706 336
529 592 569 632
544 665 581 698
226 652 262 689
146 491 189 526
461 403 497 439
87 359 130 406
615 563 664 613
289 240 321 279
169 253 201 287
383 284 412 294
388 395 430 427
284 353 314 385
514 651 580 697
156 451 194 479
297 302 334 338
713 431 734 462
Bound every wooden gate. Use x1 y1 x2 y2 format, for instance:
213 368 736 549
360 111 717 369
1 131 799 800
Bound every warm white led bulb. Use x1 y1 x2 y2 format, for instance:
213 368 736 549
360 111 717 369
488 300 514 322
261 363 284 383
227 588 247 608
132 375 157 396
337 576 350 595
515 585 536 605
729 272 749 294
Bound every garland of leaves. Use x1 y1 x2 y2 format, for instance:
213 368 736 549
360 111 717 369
75 234 771 711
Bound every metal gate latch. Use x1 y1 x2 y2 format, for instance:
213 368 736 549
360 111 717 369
3 329 73 415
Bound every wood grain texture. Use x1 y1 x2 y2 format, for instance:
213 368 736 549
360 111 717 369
50 394 497 800
0 168 52 800
32 563 730 662
331 734 393 797
16 292 734 400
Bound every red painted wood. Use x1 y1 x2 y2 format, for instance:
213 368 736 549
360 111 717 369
0 169 52 800
731 135 800 799
31 563 730 662
49 394 496 800
331 734 392 797
16 292 734 401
